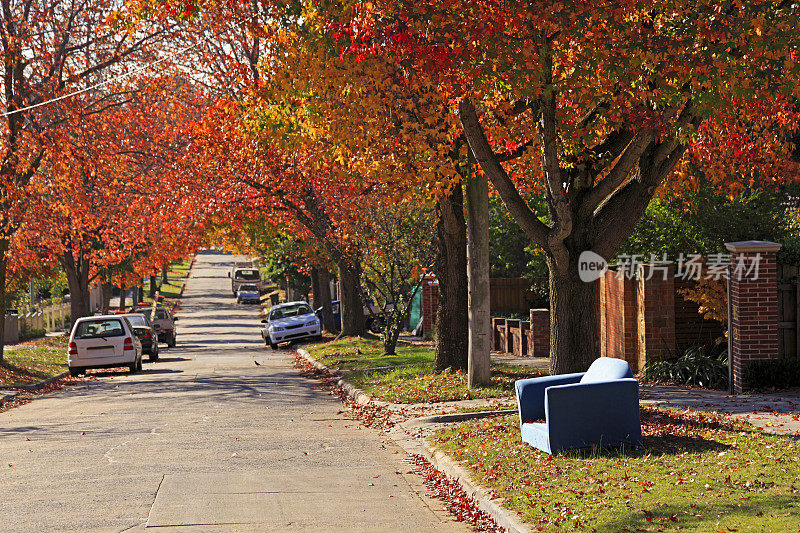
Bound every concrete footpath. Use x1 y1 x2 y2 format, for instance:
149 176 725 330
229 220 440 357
0 252 471 532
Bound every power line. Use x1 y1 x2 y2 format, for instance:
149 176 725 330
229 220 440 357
1 13 259 119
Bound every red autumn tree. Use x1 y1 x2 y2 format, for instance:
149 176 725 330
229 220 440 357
326 0 800 373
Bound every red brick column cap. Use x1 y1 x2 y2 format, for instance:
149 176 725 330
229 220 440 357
724 241 782 253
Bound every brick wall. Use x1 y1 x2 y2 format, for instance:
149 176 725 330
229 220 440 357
599 270 638 369
726 242 781 393
421 276 439 336
529 309 549 357
636 263 676 371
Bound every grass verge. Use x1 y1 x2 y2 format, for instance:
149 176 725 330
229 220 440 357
143 258 192 304
1 336 69 387
303 337 544 403
431 407 800 531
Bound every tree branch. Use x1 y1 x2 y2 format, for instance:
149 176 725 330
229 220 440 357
457 98 549 249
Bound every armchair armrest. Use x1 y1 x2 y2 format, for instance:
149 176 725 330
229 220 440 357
515 373 584 424
544 379 642 451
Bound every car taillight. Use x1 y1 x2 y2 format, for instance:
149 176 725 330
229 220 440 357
123 337 134 351
144 330 151 338
68 342 77 355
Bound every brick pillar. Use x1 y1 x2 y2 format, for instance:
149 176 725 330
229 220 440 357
529 308 550 357
421 276 439 336
637 263 676 371
725 241 781 394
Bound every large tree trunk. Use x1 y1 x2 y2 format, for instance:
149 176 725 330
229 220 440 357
548 256 600 375
149 276 157 298
63 258 91 323
101 282 112 314
119 283 126 311
465 169 492 387
0 238 8 362
433 182 469 372
317 267 335 333
310 267 321 308
161 265 168 285
337 261 365 336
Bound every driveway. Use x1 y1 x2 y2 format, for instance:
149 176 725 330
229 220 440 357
0 251 471 532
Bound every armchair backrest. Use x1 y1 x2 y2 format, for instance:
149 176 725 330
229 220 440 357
579 357 633 383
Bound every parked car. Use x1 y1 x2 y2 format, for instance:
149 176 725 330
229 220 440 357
126 313 159 361
131 305 177 347
237 284 261 304
68 315 143 376
315 300 385 333
261 301 321 349
230 267 263 295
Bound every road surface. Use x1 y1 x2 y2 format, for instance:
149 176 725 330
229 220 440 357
0 251 471 532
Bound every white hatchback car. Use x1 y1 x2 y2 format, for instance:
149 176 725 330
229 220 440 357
68 315 143 376
261 301 321 349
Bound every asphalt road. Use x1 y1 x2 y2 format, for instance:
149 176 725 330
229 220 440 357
0 251 471 532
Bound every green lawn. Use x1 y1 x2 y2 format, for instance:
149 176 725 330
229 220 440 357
1 336 69 387
431 407 800 531
304 337 544 403
143 258 192 304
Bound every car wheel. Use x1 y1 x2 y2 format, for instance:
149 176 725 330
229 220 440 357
137 358 143 371
168 334 176 347
69 367 81 377
269 335 278 350
129 362 137 373
149 349 159 362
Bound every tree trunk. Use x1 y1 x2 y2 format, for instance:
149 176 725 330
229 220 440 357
310 267 321 309
119 283 126 311
317 268 335 332
149 275 157 298
548 257 600 375
382 317 403 355
465 170 492 387
0 238 8 363
337 261 365 336
101 282 112 314
64 260 91 323
161 265 168 285
433 182 469 372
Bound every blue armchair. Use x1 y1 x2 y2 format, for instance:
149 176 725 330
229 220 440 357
515 357 642 454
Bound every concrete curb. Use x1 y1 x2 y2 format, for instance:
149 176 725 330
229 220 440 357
295 347 528 533
1 370 71 404
416 438 530 533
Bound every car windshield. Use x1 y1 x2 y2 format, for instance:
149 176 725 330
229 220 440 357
234 269 260 281
239 284 258 291
74 319 125 339
153 309 169 320
127 315 148 327
270 304 314 320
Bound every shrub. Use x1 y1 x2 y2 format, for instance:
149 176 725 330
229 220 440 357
19 328 46 342
743 358 800 391
643 345 728 389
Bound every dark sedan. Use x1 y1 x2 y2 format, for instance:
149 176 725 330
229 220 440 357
126 313 159 361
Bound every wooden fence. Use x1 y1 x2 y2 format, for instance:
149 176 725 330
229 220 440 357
490 277 542 314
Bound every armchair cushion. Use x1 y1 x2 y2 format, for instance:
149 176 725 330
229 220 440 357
579 357 634 383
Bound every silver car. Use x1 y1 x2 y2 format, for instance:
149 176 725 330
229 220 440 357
261 301 321 349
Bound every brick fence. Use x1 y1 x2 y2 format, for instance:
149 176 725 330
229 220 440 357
725 241 782 393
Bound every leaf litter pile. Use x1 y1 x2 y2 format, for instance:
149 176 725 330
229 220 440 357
293 354 504 531
0 374 91 413
432 407 800 531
